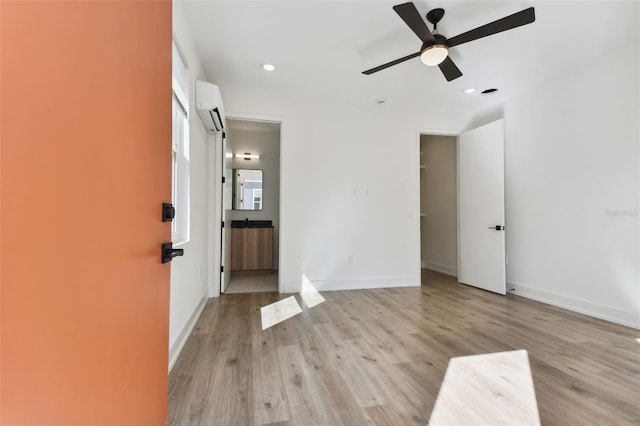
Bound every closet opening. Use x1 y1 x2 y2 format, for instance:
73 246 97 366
419 134 458 278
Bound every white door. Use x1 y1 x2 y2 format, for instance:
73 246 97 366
458 119 506 294
220 133 232 293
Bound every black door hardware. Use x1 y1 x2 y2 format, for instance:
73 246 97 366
162 242 184 263
488 225 504 231
162 203 175 222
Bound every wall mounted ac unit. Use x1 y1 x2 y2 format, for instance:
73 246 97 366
195 80 225 132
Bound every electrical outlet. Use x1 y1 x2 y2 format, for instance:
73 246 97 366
348 255 354 265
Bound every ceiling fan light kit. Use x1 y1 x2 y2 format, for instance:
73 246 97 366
362 2 536 82
420 44 448 66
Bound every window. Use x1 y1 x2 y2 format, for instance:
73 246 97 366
172 38 190 245
252 189 262 210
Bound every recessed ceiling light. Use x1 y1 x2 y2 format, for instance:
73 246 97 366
262 64 276 71
463 88 476 94
481 88 499 95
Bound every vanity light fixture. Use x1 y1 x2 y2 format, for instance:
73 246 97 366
235 152 260 160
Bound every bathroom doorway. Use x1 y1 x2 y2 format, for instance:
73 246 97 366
222 118 281 294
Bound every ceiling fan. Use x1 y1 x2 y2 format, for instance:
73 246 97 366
362 2 535 81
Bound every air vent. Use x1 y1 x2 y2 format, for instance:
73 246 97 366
481 88 499 95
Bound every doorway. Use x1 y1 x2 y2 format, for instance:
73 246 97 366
222 118 281 294
419 120 507 294
419 134 458 277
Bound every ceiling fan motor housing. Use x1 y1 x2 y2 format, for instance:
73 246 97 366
422 33 449 50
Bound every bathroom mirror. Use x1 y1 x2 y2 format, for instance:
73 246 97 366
232 169 263 210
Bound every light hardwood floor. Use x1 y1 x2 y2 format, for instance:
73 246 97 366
168 270 640 425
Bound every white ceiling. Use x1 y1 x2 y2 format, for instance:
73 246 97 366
228 118 281 133
181 0 639 115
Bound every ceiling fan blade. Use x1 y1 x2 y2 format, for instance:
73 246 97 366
362 51 421 75
393 2 435 43
447 7 535 48
438 56 463 81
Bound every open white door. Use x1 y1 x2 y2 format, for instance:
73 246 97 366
458 119 506 294
220 133 232 293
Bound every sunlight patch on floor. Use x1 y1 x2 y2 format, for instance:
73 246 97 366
260 296 302 330
300 274 325 309
260 275 325 330
429 350 540 426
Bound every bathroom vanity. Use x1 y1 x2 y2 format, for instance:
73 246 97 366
230 220 273 271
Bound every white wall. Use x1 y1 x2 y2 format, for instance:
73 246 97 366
221 41 639 328
222 91 467 293
494 43 640 328
229 128 281 267
420 135 457 276
168 2 215 370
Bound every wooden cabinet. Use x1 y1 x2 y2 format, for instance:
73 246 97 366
230 227 273 271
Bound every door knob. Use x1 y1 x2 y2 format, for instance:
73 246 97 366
161 242 184 263
488 225 504 230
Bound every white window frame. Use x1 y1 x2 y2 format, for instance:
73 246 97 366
252 188 263 210
172 37 190 246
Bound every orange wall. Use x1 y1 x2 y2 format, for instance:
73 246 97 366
1 1 172 424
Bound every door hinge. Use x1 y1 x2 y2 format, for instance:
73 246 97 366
221 221 225 228
222 176 226 184
220 266 224 273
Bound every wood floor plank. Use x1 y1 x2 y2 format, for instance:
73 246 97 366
310 331 387 408
276 344 336 425
251 332 290 425
315 370 371 425
167 370 194 426
182 352 229 426
351 318 413 364
190 300 220 336
364 404 425 425
223 333 255 425
168 270 640 425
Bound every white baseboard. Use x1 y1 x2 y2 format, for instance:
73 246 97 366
168 297 208 373
507 281 639 330
422 261 457 277
308 276 420 292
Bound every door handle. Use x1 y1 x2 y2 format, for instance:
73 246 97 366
162 242 184 263
488 225 504 230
